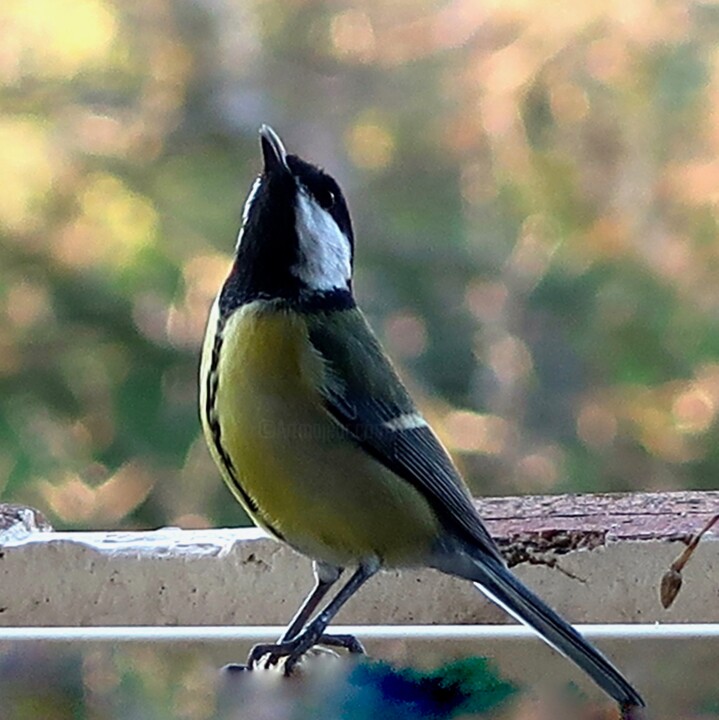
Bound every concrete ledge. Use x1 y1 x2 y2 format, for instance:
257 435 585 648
0 491 716 626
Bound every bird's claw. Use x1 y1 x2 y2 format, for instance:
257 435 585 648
248 630 365 675
314 633 365 654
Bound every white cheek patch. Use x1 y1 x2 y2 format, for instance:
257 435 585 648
236 176 263 250
293 191 352 292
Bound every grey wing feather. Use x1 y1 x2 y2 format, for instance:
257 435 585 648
308 311 504 564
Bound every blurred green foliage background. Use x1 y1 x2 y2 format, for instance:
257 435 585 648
1 0 719 530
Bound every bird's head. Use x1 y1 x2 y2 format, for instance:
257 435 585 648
229 125 355 306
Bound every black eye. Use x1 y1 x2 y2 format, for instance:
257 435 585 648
316 188 335 210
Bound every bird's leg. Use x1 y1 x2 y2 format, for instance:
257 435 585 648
225 562 342 673
248 559 379 674
279 561 342 642
279 562 363 655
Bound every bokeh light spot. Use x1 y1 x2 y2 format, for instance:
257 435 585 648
488 335 533 385
577 401 618 449
346 118 395 170
672 385 715 434
384 311 428 359
444 411 509 455
55 174 159 269
516 448 561 490
465 281 508 323
330 10 376 63
0 118 56 232
5 0 117 78
5 280 52 329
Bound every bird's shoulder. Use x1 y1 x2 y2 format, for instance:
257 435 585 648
304 306 415 418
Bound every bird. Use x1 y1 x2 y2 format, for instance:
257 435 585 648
199 125 645 712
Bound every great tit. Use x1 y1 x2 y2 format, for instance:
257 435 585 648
199 125 645 711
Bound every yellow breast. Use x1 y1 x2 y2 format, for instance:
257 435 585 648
200 300 441 567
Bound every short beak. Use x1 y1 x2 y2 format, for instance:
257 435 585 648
259 125 289 175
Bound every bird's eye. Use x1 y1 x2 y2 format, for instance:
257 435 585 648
317 189 335 210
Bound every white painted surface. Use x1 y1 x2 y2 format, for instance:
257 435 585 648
0 526 716 626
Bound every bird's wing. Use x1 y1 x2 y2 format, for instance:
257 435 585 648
306 308 504 563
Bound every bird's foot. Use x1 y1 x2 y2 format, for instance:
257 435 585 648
248 626 365 676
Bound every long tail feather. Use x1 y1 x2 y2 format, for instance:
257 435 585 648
437 553 645 709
